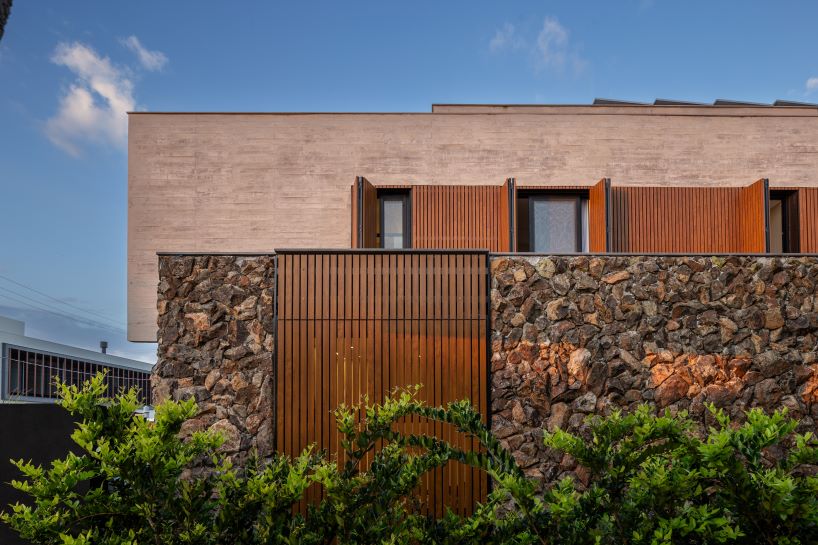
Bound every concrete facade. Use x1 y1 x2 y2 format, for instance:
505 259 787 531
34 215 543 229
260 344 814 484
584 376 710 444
128 105 818 341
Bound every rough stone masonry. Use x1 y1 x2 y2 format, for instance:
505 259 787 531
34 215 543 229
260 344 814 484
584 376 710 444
154 255 276 465
154 253 818 479
490 255 818 482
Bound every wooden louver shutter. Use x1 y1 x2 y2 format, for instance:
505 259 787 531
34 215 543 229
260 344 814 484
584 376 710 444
797 188 818 253
588 178 611 252
739 178 770 253
351 176 379 248
500 178 516 252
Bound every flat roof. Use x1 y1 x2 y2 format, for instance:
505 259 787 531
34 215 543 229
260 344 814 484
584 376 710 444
0 318 152 372
128 101 818 117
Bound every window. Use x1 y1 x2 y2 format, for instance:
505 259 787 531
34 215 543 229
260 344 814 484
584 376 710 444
378 191 411 249
2 345 151 403
517 191 588 252
769 190 800 253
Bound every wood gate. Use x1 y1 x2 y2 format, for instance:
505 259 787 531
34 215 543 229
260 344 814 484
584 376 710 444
275 250 489 515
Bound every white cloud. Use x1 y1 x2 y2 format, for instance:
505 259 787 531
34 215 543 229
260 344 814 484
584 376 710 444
536 17 569 67
807 77 818 94
491 16 587 76
45 42 136 156
489 23 524 52
121 35 167 71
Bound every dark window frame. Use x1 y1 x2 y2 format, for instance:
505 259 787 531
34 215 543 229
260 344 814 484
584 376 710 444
769 190 800 254
377 189 412 249
517 189 588 253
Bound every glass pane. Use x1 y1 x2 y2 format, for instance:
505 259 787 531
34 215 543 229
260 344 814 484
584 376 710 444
382 198 404 248
532 197 578 253
383 199 403 234
9 357 19 396
383 234 404 249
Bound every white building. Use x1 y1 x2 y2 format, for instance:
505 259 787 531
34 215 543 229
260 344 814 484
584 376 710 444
0 316 152 404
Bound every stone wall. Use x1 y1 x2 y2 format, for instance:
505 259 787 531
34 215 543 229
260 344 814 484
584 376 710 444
154 253 818 477
154 255 275 464
490 255 818 481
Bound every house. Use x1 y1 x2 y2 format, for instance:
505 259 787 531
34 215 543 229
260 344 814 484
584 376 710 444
128 100 818 343
129 100 818 514
0 315 152 404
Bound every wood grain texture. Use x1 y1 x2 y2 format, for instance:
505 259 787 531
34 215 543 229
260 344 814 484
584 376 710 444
588 178 609 252
361 178 378 248
739 179 769 253
129 109 818 340
411 185 510 251
275 251 489 516
609 182 769 253
798 188 818 253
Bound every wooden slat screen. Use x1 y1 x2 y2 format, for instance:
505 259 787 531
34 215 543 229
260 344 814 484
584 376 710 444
609 182 768 253
739 178 769 253
275 251 489 516
351 177 378 248
588 178 609 252
498 181 511 252
797 187 818 253
411 186 512 251
503 178 516 251
515 185 589 190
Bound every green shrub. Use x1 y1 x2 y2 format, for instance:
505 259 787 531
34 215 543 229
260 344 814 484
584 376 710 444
306 387 526 545
0 374 322 545
489 405 818 545
4 373 818 545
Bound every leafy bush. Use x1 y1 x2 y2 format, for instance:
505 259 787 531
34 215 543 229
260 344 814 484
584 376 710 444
489 405 818 545
4 374 818 545
0 374 322 545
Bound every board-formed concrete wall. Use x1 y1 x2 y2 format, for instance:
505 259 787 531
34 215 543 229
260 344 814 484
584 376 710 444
129 107 818 341
154 253 818 475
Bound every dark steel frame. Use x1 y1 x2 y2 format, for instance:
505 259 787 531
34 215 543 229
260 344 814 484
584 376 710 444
271 254 279 452
769 189 801 254
377 189 412 249
484 251 493 493
517 189 587 253
506 178 516 252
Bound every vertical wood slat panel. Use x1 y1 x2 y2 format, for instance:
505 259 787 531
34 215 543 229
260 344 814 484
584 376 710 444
351 178 379 248
739 179 768 252
277 251 488 516
608 183 769 253
350 183 359 248
412 185 510 251
498 184 507 251
588 178 608 252
798 188 818 253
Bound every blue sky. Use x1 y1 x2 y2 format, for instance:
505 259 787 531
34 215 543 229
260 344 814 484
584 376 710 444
0 1 817 363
